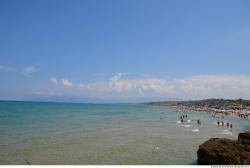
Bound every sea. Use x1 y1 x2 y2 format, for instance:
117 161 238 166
0 101 249 165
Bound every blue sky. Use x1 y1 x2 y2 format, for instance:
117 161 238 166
0 0 250 102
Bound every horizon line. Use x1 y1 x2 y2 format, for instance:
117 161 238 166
0 97 248 105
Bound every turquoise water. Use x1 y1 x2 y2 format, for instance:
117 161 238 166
0 101 249 165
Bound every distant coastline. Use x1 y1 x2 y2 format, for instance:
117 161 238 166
146 98 250 119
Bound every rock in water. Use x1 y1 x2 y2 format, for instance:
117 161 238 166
197 138 241 165
238 132 250 145
197 132 250 165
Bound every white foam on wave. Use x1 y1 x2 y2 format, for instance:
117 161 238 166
220 131 233 136
150 145 160 150
192 129 199 132
154 146 160 150
181 125 192 128
187 120 191 123
176 121 181 123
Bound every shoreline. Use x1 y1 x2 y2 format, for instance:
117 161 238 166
151 104 250 120
146 99 250 120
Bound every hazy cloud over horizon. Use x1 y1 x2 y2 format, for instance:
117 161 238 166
45 73 250 101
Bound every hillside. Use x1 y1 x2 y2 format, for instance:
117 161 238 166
147 98 250 110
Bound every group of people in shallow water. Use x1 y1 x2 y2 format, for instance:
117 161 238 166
217 120 233 129
179 113 201 126
180 114 188 123
237 112 249 119
210 110 249 121
179 114 188 124
178 111 234 130
205 111 234 130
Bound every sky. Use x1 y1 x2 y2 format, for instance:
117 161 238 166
0 0 250 102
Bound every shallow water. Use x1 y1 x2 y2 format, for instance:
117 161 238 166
0 101 249 165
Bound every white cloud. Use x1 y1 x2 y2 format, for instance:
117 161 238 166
23 66 38 76
105 74 173 95
50 77 58 85
69 74 174 98
50 74 250 100
172 75 250 99
61 78 73 87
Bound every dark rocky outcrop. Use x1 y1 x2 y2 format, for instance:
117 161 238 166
197 132 250 165
239 132 250 145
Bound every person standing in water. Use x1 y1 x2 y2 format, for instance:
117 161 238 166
222 121 224 127
197 119 201 126
230 123 233 129
217 120 220 127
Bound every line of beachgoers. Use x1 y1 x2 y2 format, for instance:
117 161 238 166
147 98 250 121
176 105 250 120
169 105 249 133
178 112 234 130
